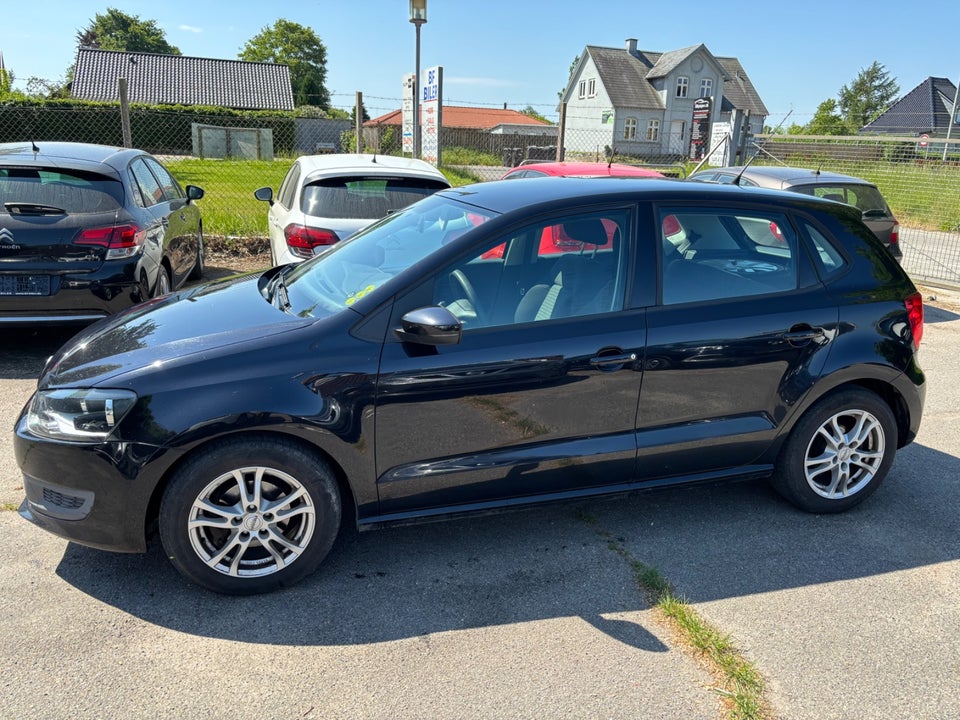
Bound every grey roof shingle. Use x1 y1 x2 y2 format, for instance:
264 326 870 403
861 77 958 135
72 47 294 111
580 44 764 116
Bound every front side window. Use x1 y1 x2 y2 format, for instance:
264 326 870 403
660 208 797 305
433 210 631 330
676 76 689 98
143 157 183 201
646 119 660 142
700 78 713 98
624 117 637 140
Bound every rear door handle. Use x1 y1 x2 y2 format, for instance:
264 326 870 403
590 352 637 368
783 325 828 345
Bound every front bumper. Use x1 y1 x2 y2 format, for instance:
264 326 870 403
14 414 175 553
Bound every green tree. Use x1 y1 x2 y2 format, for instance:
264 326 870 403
558 55 580 100
520 105 551 124
0 65 12 95
805 99 848 135
76 7 181 54
239 19 329 108
838 61 898 130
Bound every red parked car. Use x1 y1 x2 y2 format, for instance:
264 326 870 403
489 162 665 257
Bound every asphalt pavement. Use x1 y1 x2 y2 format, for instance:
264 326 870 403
1 289 958 719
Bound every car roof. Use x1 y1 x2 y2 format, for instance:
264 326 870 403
700 165 876 189
507 161 664 178
438 176 857 217
296 153 450 184
0 141 143 179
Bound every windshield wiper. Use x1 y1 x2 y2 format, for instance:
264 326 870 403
4 202 67 215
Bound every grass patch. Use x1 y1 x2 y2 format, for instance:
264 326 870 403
598 530 771 720
1 502 19 512
442 146 503 166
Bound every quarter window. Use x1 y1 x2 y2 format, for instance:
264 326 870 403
660 209 797 305
700 78 713 98
624 117 638 140
646 119 660 142
676 76 689 98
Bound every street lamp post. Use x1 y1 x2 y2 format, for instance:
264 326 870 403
409 0 427 159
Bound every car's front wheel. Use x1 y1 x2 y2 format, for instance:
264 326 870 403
159 437 342 594
771 388 897 513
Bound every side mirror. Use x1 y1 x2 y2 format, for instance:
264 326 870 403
186 185 204 202
254 187 274 205
394 306 462 346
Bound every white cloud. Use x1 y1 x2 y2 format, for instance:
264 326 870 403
179 25 203 33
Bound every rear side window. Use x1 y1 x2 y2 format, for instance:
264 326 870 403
659 208 797 305
301 176 449 219
129 158 165 207
801 221 848 278
143 157 184 200
0 167 123 213
793 184 890 216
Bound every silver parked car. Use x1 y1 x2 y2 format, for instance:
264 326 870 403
689 165 902 260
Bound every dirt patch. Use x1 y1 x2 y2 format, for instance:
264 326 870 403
204 250 272 281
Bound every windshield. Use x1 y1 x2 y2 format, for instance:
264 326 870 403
281 193 496 318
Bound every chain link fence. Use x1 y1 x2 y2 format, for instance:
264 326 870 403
2 98 958 288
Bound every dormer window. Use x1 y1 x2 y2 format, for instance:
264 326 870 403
676 76 689 98
700 78 713 98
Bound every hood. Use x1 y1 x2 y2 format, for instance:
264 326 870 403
40 272 314 387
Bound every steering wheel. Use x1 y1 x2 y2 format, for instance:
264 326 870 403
450 269 485 322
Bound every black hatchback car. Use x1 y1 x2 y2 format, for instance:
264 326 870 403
16 178 925 594
0 141 204 324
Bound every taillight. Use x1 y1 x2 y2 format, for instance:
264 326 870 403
890 221 900 246
770 221 786 243
75 224 147 259
905 291 923 348
284 224 339 259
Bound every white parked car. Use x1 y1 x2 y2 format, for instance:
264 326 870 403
255 154 450 266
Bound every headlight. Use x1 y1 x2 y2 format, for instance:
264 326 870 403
27 389 138 441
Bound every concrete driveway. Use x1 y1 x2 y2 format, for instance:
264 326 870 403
1 292 958 719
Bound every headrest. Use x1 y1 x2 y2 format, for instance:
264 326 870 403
559 218 609 247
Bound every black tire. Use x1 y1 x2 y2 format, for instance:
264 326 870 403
153 264 171 298
159 437 341 595
188 226 204 281
771 388 897 513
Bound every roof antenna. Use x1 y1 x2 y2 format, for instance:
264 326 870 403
31 140 40 154
814 162 822 177
731 151 758 186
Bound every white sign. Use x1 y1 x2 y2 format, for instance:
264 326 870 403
401 74 415 154
706 122 731 166
421 65 442 166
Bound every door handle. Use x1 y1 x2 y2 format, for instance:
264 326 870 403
783 325 828 345
589 352 637 368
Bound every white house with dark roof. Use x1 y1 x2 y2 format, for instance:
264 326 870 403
559 39 767 160
72 47 294 111
860 77 959 137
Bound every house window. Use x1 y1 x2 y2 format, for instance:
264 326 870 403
624 117 638 140
578 80 586 99
676 76 689 98
647 119 660 142
700 78 713 98
587 78 596 97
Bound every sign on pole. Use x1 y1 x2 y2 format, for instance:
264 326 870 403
689 97 712 161
421 65 442 166
401 74 415 155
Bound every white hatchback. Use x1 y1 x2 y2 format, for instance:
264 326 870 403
255 154 450 266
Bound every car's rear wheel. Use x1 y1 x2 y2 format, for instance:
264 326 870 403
159 438 341 595
188 225 204 281
153 265 171 297
771 388 897 513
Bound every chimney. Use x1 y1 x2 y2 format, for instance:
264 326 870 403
625 38 638 56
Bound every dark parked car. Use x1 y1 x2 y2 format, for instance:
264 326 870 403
0 141 204 324
16 179 925 594
688 165 902 260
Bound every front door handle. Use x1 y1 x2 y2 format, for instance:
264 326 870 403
589 352 638 368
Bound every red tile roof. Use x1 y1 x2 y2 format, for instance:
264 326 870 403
367 106 550 130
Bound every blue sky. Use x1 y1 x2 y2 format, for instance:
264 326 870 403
1 0 957 126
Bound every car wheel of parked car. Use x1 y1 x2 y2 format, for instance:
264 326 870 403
189 226 205 281
153 265 171 298
772 389 897 513
159 437 342 595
